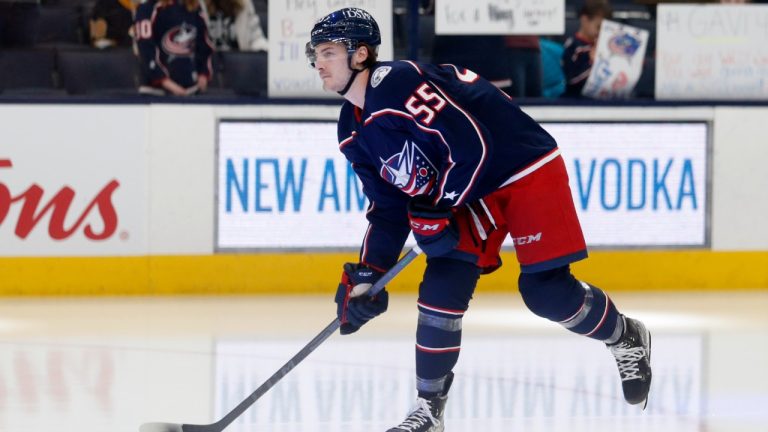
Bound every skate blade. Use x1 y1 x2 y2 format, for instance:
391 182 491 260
642 328 652 411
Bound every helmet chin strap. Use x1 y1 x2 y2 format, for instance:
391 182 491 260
337 53 364 96
337 69 360 96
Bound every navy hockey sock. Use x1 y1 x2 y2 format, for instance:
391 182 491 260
415 258 479 398
519 266 623 343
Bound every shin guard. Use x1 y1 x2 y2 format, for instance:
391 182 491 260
518 266 623 343
415 258 479 397
415 303 464 397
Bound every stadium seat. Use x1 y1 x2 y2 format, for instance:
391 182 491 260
634 56 655 99
220 51 268 97
0 48 61 94
57 48 138 95
42 0 95 6
36 6 85 46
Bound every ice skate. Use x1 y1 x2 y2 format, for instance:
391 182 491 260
608 316 652 408
387 373 453 432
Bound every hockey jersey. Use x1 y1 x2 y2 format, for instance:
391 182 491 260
338 60 557 270
134 0 213 89
561 34 594 97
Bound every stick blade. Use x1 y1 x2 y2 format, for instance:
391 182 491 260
139 422 184 432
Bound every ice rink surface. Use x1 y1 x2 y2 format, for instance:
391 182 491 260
1 290 766 432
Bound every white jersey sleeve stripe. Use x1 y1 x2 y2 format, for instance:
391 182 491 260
498 147 561 188
402 60 423 75
360 221 374 264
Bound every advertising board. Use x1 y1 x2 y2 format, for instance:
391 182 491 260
216 121 708 249
0 106 148 257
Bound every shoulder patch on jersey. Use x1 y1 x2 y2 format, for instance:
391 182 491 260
371 66 392 88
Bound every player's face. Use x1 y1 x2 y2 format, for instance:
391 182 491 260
312 42 352 92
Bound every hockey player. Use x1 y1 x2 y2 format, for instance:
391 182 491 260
133 0 214 96
308 8 652 432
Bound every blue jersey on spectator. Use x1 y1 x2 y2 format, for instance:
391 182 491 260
134 0 213 89
337 60 557 270
561 34 594 97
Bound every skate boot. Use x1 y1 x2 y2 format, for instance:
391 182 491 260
387 373 453 432
608 315 652 408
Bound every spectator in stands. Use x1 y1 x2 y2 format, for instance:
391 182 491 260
561 0 613 98
203 0 268 51
540 37 565 98
133 0 214 96
0 0 40 47
89 0 136 48
502 35 543 97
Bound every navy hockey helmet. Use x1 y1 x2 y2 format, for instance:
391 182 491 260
306 7 381 67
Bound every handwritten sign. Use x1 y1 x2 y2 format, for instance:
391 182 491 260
268 1 393 98
656 4 768 100
435 0 564 35
583 19 648 99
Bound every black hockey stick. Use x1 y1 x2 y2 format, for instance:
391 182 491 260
139 246 423 432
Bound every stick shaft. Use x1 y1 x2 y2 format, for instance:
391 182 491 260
210 247 422 431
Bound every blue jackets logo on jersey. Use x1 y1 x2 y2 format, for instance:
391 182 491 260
379 141 438 196
371 66 391 88
162 23 197 57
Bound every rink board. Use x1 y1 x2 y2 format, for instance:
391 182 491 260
0 250 766 295
1 104 767 295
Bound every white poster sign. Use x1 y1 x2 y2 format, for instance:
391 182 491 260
216 121 708 250
582 20 648 99
0 106 148 257
268 1 393 98
435 0 564 35
656 4 768 100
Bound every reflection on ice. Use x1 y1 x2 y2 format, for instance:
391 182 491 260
215 335 704 432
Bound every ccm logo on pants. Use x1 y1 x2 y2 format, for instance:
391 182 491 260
511 232 542 245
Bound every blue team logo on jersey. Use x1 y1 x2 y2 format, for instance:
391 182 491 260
162 23 197 57
371 66 391 88
379 141 438 196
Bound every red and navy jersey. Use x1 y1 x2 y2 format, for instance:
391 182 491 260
561 34 594 97
134 0 213 88
338 60 557 270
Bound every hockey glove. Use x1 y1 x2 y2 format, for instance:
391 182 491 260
407 195 459 257
334 263 389 335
